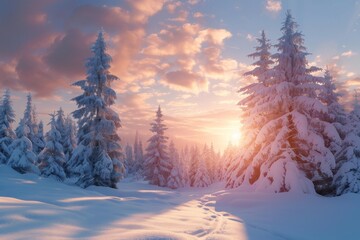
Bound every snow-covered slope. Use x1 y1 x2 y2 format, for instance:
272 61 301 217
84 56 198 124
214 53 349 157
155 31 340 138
1 165 360 240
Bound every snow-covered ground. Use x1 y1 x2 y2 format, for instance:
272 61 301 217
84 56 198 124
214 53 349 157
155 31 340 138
1 166 360 240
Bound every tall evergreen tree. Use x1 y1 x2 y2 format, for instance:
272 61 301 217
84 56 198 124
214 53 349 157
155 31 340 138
133 131 144 174
333 91 360 195
226 30 273 188
319 69 347 143
38 114 66 181
8 120 38 174
63 116 76 161
16 94 34 139
16 94 44 154
189 146 200 187
68 31 125 188
193 146 211 187
167 140 185 189
37 121 45 151
125 143 134 174
227 11 338 194
0 90 16 164
144 106 171 187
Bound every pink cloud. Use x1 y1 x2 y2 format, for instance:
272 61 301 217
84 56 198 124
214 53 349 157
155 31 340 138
163 70 207 92
166 1 182 13
127 0 166 23
0 0 53 58
44 29 94 78
266 0 282 13
15 54 68 97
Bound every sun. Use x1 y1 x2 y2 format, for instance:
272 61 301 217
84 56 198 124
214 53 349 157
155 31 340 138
231 131 241 144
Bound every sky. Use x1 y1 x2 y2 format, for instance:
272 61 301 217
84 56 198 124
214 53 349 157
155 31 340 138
1 0 360 152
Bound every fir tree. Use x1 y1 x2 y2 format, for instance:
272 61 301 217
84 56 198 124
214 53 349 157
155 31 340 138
0 90 16 164
55 108 67 147
69 31 125 188
37 121 45 152
180 145 191 186
8 120 38 174
133 131 144 175
125 143 134 174
31 104 44 154
16 94 33 139
227 11 338 194
144 106 172 187
223 143 240 181
167 141 185 189
189 146 200 187
193 146 211 187
333 91 360 195
319 69 346 147
38 114 66 181
226 31 273 188
63 116 76 162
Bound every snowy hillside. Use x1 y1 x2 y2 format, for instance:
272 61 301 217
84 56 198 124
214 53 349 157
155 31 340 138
1 165 360 240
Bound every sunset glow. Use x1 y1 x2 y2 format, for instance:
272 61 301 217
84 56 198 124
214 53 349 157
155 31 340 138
2 2 360 240
0 0 359 152
231 132 241 144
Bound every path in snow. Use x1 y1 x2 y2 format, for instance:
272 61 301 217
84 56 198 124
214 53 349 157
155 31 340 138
0 166 246 240
89 187 247 239
2 166 360 240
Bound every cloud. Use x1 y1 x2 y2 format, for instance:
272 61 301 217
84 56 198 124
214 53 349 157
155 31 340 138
44 29 94 78
163 70 207 92
0 1 167 97
200 47 240 83
0 0 53 58
127 0 166 23
346 77 360 88
15 54 68 97
265 0 282 13
246 33 256 42
141 22 233 92
166 1 182 13
193 12 204 18
0 61 21 90
188 0 201 5
117 92 152 109
341 50 356 57
169 10 188 22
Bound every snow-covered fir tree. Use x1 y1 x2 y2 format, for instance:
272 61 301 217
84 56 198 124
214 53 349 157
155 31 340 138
125 143 134 175
16 94 33 138
167 141 185 189
144 106 172 187
8 119 38 174
31 105 44 154
222 143 240 181
68 31 125 188
319 69 347 148
37 121 45 156
179 146 191 186
226 30 273 188
55 108 66 146
38 114 66 181
333 91 360 195
193 146 211 187
0 90 16 164
189 146 200 187
227 11 338 194
133 131 144 175
62 116 76 162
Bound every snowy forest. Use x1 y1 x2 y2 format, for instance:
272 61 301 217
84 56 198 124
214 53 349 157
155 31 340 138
1 11 360 198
